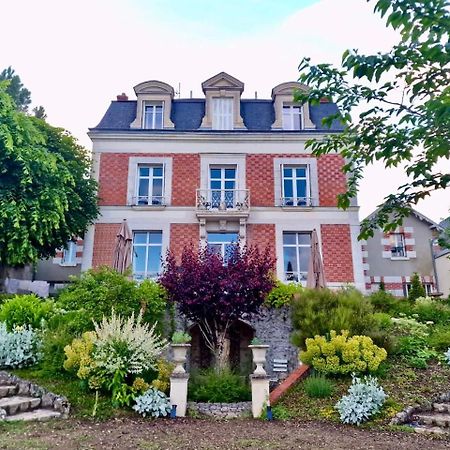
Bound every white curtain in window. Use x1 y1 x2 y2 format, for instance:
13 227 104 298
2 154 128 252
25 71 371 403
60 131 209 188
212 98 233 130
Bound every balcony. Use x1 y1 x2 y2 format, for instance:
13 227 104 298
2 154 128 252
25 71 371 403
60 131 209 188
196 189 250 218
280 197 315 208
131 196 166 209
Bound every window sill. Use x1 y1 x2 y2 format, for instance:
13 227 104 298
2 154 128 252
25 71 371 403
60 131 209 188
390 257 409 261
280 205 314 211
59 263 78 267
130 204 167 211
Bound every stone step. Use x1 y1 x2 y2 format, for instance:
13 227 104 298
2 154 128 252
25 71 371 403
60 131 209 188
415 413 450 428
433 403 450 413
414 425 450 436
0 385 17 398
0 396 40 415
4 408 61 422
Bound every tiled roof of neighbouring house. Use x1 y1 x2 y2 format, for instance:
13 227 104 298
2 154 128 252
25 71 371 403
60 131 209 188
91 99 345 132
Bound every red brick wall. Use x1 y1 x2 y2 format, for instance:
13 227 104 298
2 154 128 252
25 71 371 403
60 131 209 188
317 154 347 207
92 223 121 267
320 224 354 282
169 223 199 261
246 224 276 260
246 155 275 206
172 154 200 206
97 153 200 206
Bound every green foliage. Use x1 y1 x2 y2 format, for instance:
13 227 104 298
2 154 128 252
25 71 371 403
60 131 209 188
295 1 450 239
391 316 429 339
39 328 74 377
413 297 450 324
0 295 54 331
301 330 387 375
0 323 41 368
171 330 191 344
0 67 31 111
133 388 171 418
368 291 398 314
150 359 174 394
303 373 334 398
427 326 450 351
395 336 437 369
0 83 98 266
189 369 251 403
264 281 301 308
57 267 167 326
291 288 375 349
408 273 426 302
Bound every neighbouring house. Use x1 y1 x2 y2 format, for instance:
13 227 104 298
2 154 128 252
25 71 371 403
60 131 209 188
362 208 443 297
435 217 450 298
67 72 365 375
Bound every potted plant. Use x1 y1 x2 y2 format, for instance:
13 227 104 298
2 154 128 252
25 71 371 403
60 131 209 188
171 331 192 374
248 337 269 375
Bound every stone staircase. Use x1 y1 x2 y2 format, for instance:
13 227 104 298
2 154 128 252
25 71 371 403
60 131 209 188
0 372 69 422
412 402 450 436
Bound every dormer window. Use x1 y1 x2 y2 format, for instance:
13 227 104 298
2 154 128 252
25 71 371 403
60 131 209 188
282 104 303 130
143 102 164 129
212 98 233 130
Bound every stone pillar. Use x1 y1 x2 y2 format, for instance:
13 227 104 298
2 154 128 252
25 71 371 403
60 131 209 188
170 373 189 417
250 374 270 418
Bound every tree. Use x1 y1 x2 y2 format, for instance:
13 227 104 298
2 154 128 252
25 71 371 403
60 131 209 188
295 0 450 239
0 66 31 112
0 82 98 269
160 245 275 370
408 272 426 301
32 105 47 120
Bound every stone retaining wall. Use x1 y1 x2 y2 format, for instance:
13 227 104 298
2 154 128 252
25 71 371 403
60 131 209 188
187 401 252 419
0 371 70 418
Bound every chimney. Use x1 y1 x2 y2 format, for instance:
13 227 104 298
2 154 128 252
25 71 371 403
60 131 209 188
116 93 128 101
319 97 330 103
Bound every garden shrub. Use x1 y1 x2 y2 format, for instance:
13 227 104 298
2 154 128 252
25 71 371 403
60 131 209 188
171 330 191 344
265 281 302 308
303 373 334 398
189 369 251 403
408 273 426 302
291 288 375 349
0 322 41 368
427 326 450 351
394 336 437 369
390 316 429 339
63 331 97 380
57 266 167 327
335 375 387 425
368 291 397 314
133 388 171 418
0 294 54 330
301 330 387 375
150 359 174 394
413 297 450 325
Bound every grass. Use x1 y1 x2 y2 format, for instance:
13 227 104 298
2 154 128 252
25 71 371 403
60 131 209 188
10 367 123 421
276 358 450 427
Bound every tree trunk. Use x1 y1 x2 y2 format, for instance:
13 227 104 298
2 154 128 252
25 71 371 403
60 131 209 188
214 331 230 372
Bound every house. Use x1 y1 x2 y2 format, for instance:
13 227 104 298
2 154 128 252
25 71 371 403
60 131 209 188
76 71 365 375
435 217 450 298
362 208 443 297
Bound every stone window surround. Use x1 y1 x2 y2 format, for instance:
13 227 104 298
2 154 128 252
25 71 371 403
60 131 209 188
200 154 246 191
273 157 318 207
381 227 416 259
130 80 175 129
127 157 173 206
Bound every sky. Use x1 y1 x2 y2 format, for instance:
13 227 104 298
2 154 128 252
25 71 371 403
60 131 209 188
1 0 448 223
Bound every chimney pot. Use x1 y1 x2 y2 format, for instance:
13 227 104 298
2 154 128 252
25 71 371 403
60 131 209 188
116 93 128 101
319 97 330 103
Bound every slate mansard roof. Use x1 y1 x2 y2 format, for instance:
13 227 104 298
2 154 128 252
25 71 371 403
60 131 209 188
91 98 344 132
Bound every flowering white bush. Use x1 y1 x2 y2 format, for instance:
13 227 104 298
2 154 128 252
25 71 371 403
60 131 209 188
93 310 168 375
0 322 41 368
133 388 171 418
335 375 387 425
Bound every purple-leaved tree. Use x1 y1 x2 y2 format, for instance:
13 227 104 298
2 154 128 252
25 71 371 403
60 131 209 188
160 245 275 370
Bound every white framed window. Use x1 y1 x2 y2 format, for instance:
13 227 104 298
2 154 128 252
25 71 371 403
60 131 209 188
61 241 77 266
136 165 164 205
283 232 311 282
282 104 303 130
207 232 239 264
403 282 433 297
212 97 233 130
281 165 310 206
390 233 406 258
143 102 163 129
132 231 163 280
209 166 237 208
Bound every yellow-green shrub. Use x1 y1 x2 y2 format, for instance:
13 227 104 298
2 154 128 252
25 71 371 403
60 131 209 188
63 331 97 380
151 358 174 393
301 330 387 375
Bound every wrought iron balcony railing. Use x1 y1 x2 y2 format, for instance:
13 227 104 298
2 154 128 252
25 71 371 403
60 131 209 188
281 197 315 207
196 189 250 211
132 196 166 206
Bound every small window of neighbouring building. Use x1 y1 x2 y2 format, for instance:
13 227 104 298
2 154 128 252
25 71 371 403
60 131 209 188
143 102 163 129
390 233 406 257
132 231 162 280
283 232 311 282
403 282 433 297
61 240 77 266
282 104 303 130
281 165 310 206
136 165 164 205
212 98 233 130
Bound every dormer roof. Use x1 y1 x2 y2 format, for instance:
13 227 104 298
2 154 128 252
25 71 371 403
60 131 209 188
133 80 175 97
201 72 244 94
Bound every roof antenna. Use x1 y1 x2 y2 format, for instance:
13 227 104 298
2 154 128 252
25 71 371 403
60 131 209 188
190 90 193 99
175 82 181 98
255 91 258 99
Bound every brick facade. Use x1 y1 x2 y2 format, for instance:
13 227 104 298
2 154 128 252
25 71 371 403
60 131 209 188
92 223 121 267
317 154 347 207
172 154 200 206
320 224 354 282
169 223 199 261
246 155 275 206
246 224 276 259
